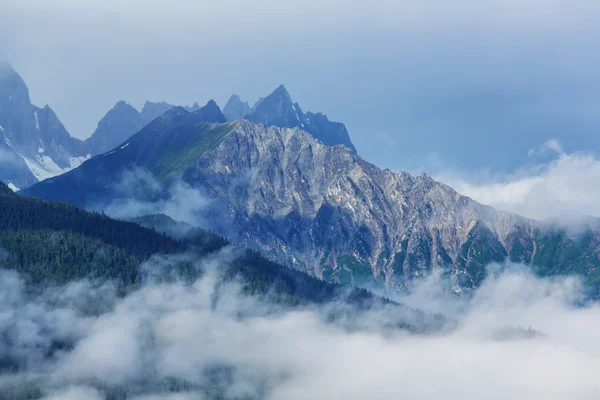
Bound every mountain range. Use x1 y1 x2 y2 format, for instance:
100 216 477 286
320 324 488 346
0 63 203 189
1 64 356 190
5 62 599 296
0 178 443 332
23 98 600 295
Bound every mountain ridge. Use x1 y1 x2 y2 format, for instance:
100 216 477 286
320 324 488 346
24 117 599 295
223 85 358 152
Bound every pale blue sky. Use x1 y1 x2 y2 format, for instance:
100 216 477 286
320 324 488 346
1 0 599 174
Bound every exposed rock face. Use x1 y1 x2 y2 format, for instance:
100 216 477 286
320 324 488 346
0 63 216 188
0 63 89 188
23 109 600 295
185 121 536 293
223 95 251 121
34 105 87 168
231 85 358 152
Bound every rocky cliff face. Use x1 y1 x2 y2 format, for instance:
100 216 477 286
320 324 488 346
184 121 540 293
0 63 89 188
228 85 358 152
23 113 600 295
0 63 215 188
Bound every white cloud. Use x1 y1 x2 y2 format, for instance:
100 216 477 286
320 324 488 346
2 253 600 399
41 386 104 400
100 168 211 228
437 140 600 221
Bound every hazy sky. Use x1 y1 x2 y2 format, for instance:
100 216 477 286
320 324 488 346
2 0 600 174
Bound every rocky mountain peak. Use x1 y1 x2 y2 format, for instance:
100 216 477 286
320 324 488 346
222 94 251 121
0 62 29 101
0 63 88 188
85 100 146 156
244 85 357 152
141 101 176 122
187 102 201 112
246 85 302 129
271 84 291 99
189 100 227 124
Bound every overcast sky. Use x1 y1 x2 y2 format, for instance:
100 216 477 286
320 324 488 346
2 0 600 174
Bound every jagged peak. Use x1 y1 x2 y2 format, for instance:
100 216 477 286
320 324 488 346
144 100 172 106
113 100 135 109
204 99 219 109
224 94 249 107
273 84 289 95
162 106 189 118
267 84 291 101
36 104 59 119
0 62 30 100
189 100 226 123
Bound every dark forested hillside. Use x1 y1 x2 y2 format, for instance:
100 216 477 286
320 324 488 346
0 183 400 310
0 183 183 288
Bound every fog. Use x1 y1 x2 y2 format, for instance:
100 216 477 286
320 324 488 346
1 246 600 399
101 168 211 229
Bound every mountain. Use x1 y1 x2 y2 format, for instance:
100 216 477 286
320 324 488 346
222 94 251 121
189 100 227 123
84 100 147 157
140 100 176 122
1 180 451 399
2 180 442 325
0 62 212 188
23 101 233 205
23 117 600 295
244 85 357 152
0 63 88 189
185 102 201 112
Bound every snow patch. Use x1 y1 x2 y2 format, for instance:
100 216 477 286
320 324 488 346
21 155 70 182
120 143 130 150
34 110 39 131
0 125 4 131
38 147 44 153
7 183 19 192
104 151 116 156
66 154 91 172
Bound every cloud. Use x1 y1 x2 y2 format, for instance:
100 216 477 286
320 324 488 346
100 168 211 228
1 249 600 399
41 386 104 400
436 140 600 221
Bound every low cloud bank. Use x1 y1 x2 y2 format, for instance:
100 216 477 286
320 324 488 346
1 252 600 399
437 140 600 222
98 168 211 229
